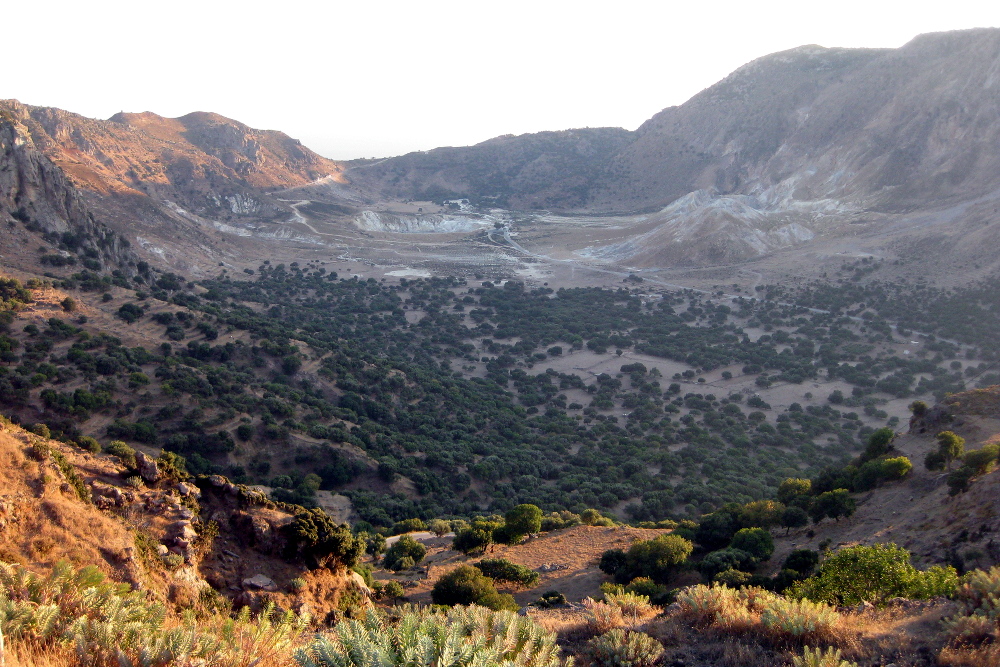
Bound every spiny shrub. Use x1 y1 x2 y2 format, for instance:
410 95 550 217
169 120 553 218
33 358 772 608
584 628 664 667
582 598 625 634
295 604 564 667
603 591 655 617
674 584 744 626
943 566 1000 645
943 612 997 645
475 558 540 587
760 597 841 643
0 560 307 667
953 566 1000 616
794 646 858 667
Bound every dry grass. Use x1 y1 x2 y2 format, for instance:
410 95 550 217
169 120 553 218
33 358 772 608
939 644 1000 666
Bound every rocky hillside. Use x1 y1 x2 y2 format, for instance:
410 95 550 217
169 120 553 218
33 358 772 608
350 28 1000 218
1 101 344 216
345 127 635 209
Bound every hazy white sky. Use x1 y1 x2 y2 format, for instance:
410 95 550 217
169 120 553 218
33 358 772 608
6 1 997 159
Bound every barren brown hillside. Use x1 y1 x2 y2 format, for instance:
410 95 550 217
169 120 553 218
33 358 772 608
769 387 1000 573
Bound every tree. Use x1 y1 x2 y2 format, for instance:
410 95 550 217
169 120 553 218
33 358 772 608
287 508 364 569
599 549 628 576
60 297 76 312
474 558 539 587
777 478 812 505
698 548 755 579
791 543 957 605
936 431 965 470
382 580 405 600
738 500 784 529
809 489 856 524
383 535 426 571
781 507 810 535
695 508 740 550
116 303 144 324
623 534 693 583
730 527 774 562
453 518 503 555
862 427 896 462
431 565 518 611
504 504 542 541
782 549 820 577
427 519 451 537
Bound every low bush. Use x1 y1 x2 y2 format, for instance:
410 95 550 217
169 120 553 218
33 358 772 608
794 646 858 667
759 596 840 643
474 558 539 587
430 565 518 611
603 591 655 617
584 628 664 667
582 598 625 634
295 604 563 667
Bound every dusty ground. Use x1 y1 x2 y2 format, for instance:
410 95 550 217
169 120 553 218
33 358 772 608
374 525 672 605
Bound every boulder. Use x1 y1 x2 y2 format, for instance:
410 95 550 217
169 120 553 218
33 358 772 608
243 574 278 592
134 451 160 484
177 482 201 498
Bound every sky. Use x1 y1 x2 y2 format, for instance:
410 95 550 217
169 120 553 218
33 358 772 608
5 1 998 160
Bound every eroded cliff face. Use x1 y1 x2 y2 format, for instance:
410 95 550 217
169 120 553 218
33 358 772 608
1 101 345 220
0 106 135 270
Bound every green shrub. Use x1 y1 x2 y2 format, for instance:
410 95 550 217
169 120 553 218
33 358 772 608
76 436 101 453
790 543 958 605
603 591 655 616
714 569 753 587
533 590 567 608
699 548 755 579
0 560 306 666
474 558 539 587
880 456 913 480
431 565 518 611
104 439 137 469
391 517 427 535
963 445 999 475
452 517 502 555
584 629 664 667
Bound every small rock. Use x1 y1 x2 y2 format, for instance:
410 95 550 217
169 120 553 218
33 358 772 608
243 574 278 592
208 475 228 488
156 544 170 556
223 549 240 558
135 451 160 484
